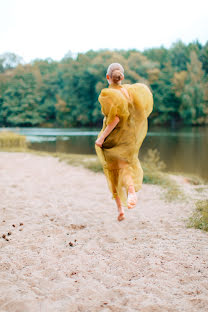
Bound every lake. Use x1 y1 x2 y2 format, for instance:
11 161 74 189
1 126 208 181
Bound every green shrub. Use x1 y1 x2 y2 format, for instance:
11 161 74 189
187 200 208 232
142 149 185 201
142 148 166 171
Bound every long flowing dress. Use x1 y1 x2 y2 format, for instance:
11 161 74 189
95 82 153 207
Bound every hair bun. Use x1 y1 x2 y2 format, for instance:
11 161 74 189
112 70 122 83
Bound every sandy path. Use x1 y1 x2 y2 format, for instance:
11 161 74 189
0 152 208 312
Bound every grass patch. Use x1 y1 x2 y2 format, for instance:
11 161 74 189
195 187 207 193
143 166 185 202
187 200 208 232
162 176 185 202
142 149 185 202
0 131 28 148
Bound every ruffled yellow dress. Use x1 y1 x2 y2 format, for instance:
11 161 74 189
95 83 153 206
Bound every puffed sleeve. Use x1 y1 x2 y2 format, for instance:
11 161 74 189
98 88 129 125
124 83 153 117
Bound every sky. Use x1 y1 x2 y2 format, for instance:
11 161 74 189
0 0 208 63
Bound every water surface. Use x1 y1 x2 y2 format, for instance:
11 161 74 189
1 126 207 181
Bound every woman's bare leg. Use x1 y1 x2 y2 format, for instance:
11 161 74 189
110 169 125 222
118 160 138 209
115 195 125 221
127 184 137 209
125 174 137 209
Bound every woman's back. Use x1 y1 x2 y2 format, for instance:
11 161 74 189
99 82 153 152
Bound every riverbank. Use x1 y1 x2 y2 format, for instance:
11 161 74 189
0 152 208 311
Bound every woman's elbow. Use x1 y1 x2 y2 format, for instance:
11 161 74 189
107 116 120 128
115 116 120 124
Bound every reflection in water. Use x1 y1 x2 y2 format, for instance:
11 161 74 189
1 127 207 181
31 136 96 154
139 130 208 181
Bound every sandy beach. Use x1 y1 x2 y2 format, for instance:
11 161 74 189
0 152 208 312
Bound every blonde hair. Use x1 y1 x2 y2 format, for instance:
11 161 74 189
107 63 124 84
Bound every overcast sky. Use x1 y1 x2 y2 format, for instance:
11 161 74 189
0 0 208 63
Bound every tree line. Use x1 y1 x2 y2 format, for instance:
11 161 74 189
0 40 207 128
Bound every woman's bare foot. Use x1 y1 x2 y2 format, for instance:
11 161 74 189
117 212 125 221
127 185 137 209
127 193 137 209
115 195 125 221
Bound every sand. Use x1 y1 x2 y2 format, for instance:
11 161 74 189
0 152 208 312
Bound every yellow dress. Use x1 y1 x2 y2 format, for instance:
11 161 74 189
95 82 153 206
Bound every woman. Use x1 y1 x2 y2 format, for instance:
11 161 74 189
95 63 153 221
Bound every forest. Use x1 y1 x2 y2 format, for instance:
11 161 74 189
0 40 207 128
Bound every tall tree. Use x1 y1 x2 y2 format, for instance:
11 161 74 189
173 51 207 125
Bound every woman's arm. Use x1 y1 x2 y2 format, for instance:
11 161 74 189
95 116 120 147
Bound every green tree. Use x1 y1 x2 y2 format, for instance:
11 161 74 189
173 51 207 125
150 62 180 126
1 65 44 126
0 41 207 128
199 41 208 74
169 41 190 71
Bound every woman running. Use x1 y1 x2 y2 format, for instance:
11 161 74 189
95 63 153 221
